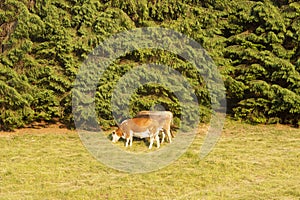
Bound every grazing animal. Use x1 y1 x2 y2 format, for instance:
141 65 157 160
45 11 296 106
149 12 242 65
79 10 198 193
136 111 174 143
112 117 161 149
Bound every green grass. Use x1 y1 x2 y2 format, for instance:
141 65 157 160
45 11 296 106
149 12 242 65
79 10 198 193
0 118 299 199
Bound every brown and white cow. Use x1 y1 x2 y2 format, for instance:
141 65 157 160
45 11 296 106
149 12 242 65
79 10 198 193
111 117 161 149
136 111 173 143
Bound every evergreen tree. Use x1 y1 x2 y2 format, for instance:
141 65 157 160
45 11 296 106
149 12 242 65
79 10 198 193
1 0 300 130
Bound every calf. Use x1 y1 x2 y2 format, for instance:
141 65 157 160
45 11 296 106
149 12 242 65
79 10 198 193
111 117 161 149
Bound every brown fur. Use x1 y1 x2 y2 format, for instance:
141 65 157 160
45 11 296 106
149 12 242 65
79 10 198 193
115 118 159 139
136 111 174 141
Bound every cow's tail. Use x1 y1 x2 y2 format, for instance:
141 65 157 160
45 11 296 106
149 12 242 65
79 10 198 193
170 114 175 138
170 129 175 138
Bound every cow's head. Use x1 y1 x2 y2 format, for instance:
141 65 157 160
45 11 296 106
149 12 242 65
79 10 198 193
111 128 122 143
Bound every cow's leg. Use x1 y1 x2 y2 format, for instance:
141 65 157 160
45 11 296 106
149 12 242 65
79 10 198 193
129 131 133 147
125 137 129 147
155 134 160 148
166 128 172 143
161 129 165 144
149 136 154 149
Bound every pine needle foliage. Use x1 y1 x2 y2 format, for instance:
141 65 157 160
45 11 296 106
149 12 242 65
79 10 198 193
1 0 300 130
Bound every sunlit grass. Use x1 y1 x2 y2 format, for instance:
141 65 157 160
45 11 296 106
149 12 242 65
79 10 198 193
0 118 299 199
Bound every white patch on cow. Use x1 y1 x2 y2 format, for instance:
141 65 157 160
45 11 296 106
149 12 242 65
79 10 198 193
132 129 151 139
111 132 120 143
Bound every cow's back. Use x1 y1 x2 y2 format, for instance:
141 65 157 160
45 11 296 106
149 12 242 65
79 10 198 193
137 111 173 118
136 111 173 127
121 117 158 133
136 111 174 142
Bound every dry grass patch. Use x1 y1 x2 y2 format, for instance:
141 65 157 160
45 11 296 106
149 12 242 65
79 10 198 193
0 119 299 199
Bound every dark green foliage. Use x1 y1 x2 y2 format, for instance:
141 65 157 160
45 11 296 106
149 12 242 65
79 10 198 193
1 0 300 130
222 1 300 125
0 63 33 130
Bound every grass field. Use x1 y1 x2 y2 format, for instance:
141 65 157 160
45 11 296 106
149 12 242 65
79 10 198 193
0 118 299 199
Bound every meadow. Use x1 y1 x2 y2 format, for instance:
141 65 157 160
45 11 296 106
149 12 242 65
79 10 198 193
0 118 299 199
